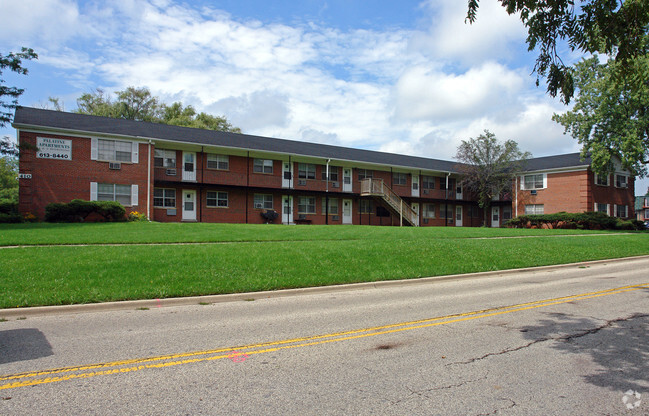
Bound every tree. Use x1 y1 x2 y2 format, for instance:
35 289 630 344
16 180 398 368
467 0 649 104
75 87 241 132
0 155 18 202
1 47 38 129
552 50 649 177
455 130 531 226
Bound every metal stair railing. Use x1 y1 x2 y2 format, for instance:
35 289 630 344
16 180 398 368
360 178 418 226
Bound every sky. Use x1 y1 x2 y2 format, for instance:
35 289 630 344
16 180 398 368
2 0 647 194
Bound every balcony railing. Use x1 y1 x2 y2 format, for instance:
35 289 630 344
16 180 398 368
360 178 418 226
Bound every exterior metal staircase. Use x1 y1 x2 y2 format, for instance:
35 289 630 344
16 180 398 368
360 178 418 226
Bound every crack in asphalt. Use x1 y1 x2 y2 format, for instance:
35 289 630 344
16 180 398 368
447 313 648 366
388 374 488 406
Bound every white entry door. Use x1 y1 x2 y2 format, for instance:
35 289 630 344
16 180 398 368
182 152 196 181
411 174 419 197
411 202 420 226
456 205 463 227
456 185 463 200
343 169 352 193
491 206 500 228
342 199 352 224
182 190 197 221
282 195 293 224
282 162 293 188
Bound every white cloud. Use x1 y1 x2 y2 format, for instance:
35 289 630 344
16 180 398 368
0 0 81 46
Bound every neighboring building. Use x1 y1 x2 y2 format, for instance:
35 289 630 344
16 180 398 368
636 196 649 222
12 107 635 226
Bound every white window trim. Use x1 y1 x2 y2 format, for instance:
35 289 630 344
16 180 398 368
153 188 176 208
91 137 138 164
521 173 547 190
90 182 137 206
594 173 609 186
253 194 273 209
615 174 629 189
206 154 229 170
298 196 316 214
206 191 229 208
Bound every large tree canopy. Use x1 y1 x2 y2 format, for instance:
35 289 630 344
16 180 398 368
553 49 649 177
0 47 38 128
76 87 241 133
455 130 531 225
467 0 649 104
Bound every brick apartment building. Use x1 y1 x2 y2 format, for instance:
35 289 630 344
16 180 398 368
12 107 636 226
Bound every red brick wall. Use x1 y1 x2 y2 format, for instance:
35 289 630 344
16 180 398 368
18 132 151 220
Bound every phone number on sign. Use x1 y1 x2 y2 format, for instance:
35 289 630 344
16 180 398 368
37 153 70 159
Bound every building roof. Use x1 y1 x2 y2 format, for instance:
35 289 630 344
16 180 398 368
13 106 588 174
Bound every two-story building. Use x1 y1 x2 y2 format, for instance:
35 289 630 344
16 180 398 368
12 107 635 226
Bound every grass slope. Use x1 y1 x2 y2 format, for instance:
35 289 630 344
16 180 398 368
0 223 647 308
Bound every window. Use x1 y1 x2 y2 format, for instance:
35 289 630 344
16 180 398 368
98 183 132 205
422 204 436 218
321 198 339 215
596 203 608 215
254 194 273 209
440 205 453 219
358 169 373 180
207 154 229 170
502 206 512 221
440 178 454 191
253 159 273 174
523 174 544 190
615 205 628 218
98 139 132 162
524 204 544 215
615 174 628 188
298 196 316 214
153 188 176 207
645 209 649 219
322 166 339 181
422 176 435 190
393 173 407 186
207 191 228 207
298 163 316 179
154 149 176 168
360 200 373 214
594 173 609 186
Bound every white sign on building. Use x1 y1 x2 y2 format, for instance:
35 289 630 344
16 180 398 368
36 137 72 160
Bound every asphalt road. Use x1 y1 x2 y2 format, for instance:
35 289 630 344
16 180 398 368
1 257 649 415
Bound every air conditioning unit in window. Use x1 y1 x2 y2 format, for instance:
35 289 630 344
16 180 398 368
298 214 307 220
166 169 176 175
423 218 429 224
254 203 263 209
109 162 121 170
530 190 537 195
332 215 340 221
332 182 339 188
298 179 307 186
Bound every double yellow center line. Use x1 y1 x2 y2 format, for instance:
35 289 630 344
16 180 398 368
2 283 647 390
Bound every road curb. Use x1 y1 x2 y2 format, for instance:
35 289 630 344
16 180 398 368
2 255 649 318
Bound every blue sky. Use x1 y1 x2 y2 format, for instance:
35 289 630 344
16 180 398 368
2 0 646 194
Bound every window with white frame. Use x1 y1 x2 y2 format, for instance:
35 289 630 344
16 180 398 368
321 198 339 215
358 169 373 180
298 196 316 214
207 154 229 170
523 174 544 190
98 183 132 205
298 163 316 179
322 166 339 181
154 149 176 168
502 206 512 221
422 203 436 218
393 172 407 186
153 188 176 207
207 191 228 207
594 173 609 186
615 204 628 218
98 139 132 162
422 176 435 189
524 204 544 215
359 199 372 214
253 159 273 174
615 174 628 188
595 203 608 215
253 194 273 209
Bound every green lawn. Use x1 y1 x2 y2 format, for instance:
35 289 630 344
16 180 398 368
0 223 647 309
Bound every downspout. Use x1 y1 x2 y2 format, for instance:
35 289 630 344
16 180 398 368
147 140 152 220
199 146 204 223
445 172 450 226
515 176 518 218
246 151 249 224
325 159 330 225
